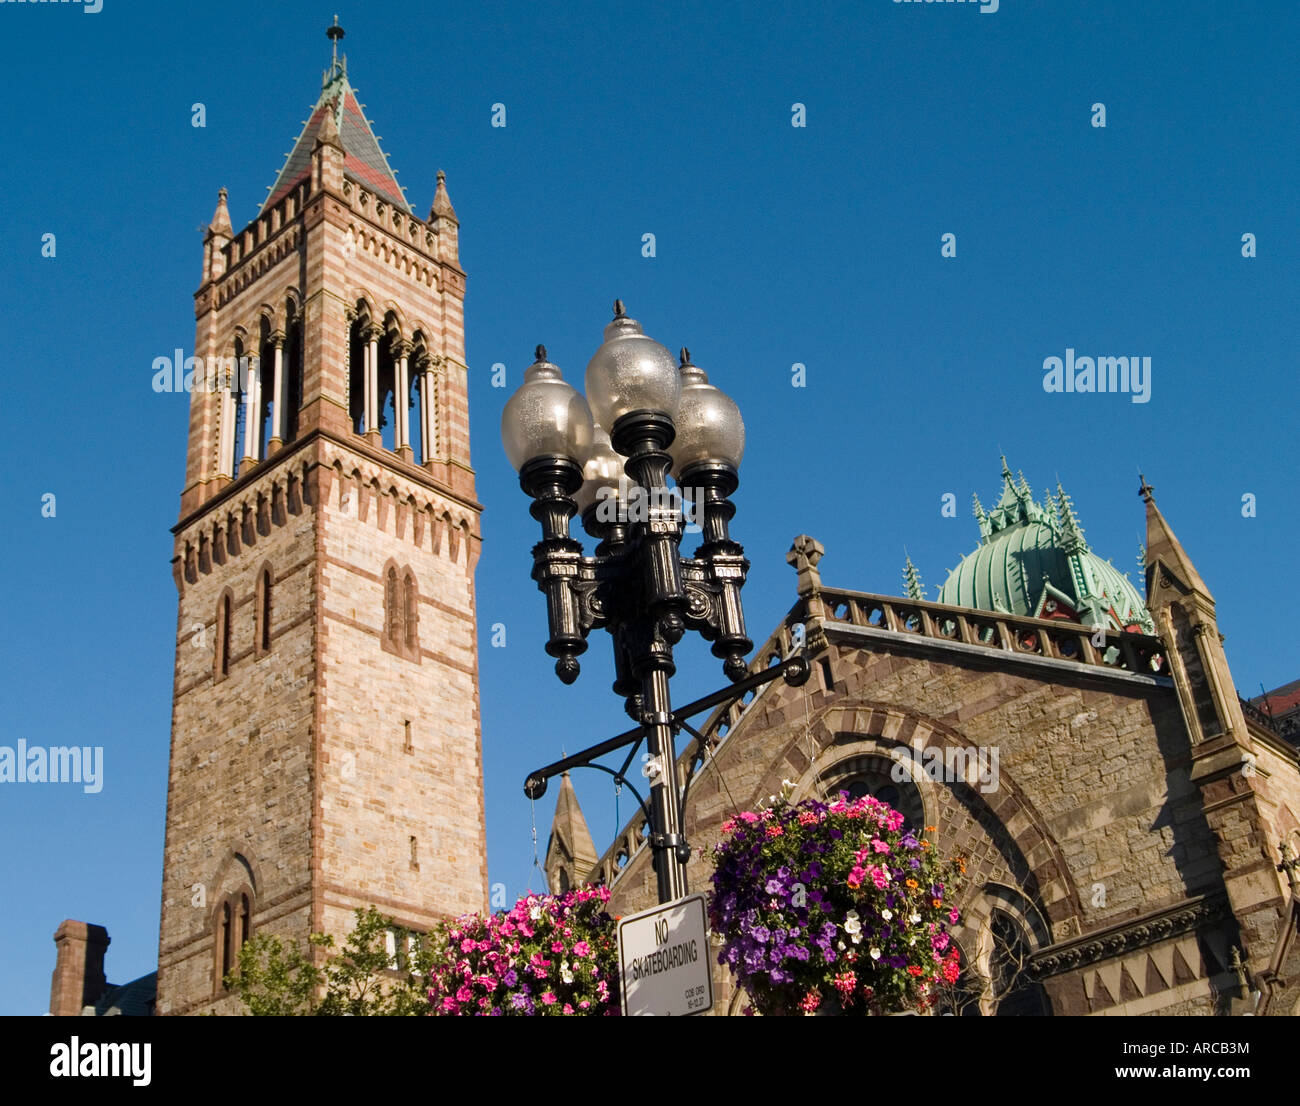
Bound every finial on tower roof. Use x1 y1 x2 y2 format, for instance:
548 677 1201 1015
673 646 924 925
679 347 691 366
208 187 233 237
534 344 548 363
613 299 626 320
1138 471 1155 502
430 170 457 222
902 552 925 602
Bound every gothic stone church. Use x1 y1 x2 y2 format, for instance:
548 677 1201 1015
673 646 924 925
48 39 1300 1018
550 471 1300 1017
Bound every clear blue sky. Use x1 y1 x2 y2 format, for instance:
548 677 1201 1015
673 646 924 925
1 0 1295 1015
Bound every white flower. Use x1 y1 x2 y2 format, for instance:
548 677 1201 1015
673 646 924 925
843 911 861 936
560 961 575 984
880 909 893 921
869 947 882 961
529 905 542 921
909 913 922 924
837 940 846 950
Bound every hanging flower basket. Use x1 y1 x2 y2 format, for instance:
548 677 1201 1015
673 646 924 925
708 791 966 1015
426 886 620 1015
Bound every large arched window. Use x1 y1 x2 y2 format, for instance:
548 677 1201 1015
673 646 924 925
822 753 925 833
988 911 1050 1015
933 907 1051 1016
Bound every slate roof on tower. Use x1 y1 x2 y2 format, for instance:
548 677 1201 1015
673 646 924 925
263 56 410 215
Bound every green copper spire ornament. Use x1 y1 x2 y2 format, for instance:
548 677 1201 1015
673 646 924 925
902 553 925 602
1055 483 1088 554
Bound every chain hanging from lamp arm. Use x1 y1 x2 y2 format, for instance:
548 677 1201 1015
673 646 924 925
501 300 808 904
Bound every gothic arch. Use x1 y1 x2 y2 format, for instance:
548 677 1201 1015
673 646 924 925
212 849 261 898
775 701 1083 941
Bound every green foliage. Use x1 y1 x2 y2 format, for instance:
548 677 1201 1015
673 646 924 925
228 906 433 1016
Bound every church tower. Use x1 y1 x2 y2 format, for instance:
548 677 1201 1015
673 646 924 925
156 23 487 1015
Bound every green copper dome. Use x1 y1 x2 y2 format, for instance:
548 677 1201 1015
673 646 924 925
934 459 1154 634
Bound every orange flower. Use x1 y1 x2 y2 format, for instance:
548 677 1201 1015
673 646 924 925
931 898 942 908
905 879 919 889
925 826 937 833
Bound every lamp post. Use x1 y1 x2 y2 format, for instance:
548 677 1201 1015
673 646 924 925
502 301 798 904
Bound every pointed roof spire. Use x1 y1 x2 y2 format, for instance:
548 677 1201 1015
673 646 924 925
1055 482 1089 553
430 169 458 222
327 14 346 77
544 772 598 892
987 455 1041 532
260 24 409 215
1139 474 1213 601
902 552 925 601
207 187 233 237
972 492 990 543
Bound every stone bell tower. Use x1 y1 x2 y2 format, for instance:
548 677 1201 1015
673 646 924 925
156 23 487 1015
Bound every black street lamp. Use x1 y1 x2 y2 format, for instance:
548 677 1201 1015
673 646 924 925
502 301 807 903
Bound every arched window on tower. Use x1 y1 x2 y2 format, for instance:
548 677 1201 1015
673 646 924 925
213 886 255 994
403 570 418 652
257 316 274 460
214 589 233 680
254 565 273 657
284 299 303 443
348 313 368 435
382 562 420 662
377 321 398 452
227 339 248 477
218 901 232 986
407 338 427 463
385 566 403 644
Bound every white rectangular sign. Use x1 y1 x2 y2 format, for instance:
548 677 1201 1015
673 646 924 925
617 892 713 1017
